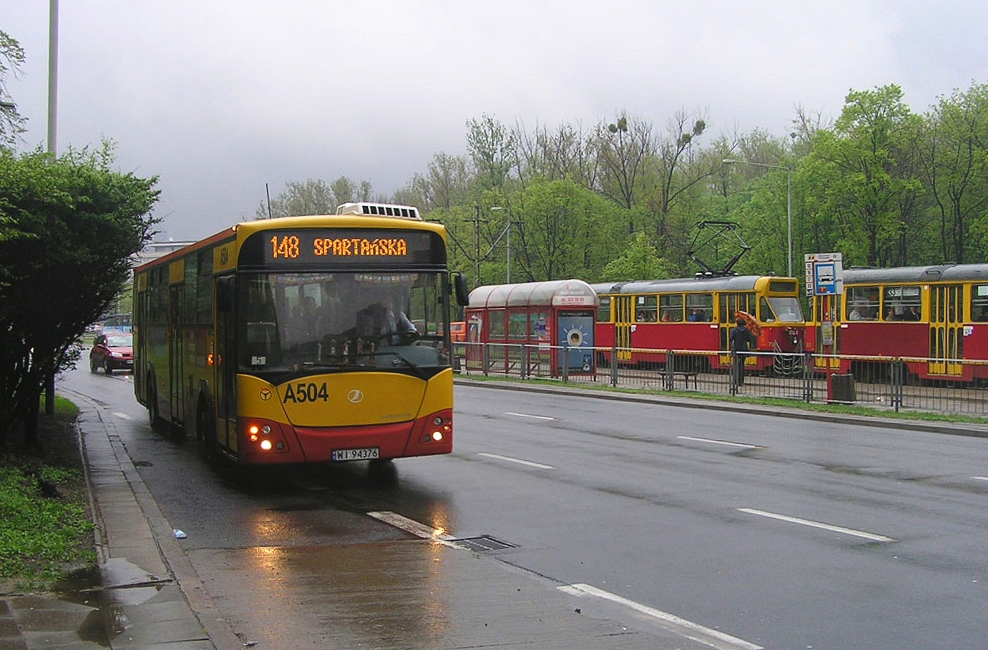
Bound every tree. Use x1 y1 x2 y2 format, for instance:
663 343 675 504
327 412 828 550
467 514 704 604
466 114 515 191
0 31 27 149
512 179 620 282
803 85 922 266
920 83 988 263
0 143 158 448
256 177 372 219
600 232 673 281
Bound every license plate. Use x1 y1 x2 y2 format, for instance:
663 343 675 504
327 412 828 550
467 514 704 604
331 447 380 461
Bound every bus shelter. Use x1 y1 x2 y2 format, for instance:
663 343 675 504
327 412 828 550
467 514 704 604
464 279 598 377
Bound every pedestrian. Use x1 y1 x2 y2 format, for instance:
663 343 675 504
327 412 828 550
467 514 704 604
730 316 753 386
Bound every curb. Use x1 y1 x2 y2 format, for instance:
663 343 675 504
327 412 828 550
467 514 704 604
454 377 988 439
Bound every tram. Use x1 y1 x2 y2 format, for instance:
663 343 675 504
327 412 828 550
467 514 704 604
591 275 808 373
812 263 988 381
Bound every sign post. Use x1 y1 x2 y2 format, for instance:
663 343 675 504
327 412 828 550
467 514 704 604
805 253 844 401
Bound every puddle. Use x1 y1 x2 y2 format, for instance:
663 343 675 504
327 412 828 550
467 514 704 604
49 565 111 646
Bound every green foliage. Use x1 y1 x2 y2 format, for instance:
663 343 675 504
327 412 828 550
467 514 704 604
0 397 94 589
0 466 93 584
601 232 673 281
0 143 158 445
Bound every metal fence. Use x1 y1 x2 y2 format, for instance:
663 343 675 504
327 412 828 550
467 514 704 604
454 343 988 418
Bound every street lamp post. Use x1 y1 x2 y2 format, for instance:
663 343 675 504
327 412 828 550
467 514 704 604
723 158 792 277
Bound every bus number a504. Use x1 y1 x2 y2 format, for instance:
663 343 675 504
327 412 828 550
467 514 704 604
282 382 329 403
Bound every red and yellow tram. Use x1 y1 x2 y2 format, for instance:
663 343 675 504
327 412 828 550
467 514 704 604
812 263 988 381
591 275 808 372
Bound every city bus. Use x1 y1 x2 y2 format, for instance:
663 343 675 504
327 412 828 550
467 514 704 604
591 275 808 373
133 202 469 467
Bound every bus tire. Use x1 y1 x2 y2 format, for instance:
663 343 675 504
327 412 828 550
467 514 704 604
147 381 164 433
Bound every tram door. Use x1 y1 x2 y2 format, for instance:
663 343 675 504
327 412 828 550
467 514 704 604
613 295 633 362
718 293 755 363
929 284 963 376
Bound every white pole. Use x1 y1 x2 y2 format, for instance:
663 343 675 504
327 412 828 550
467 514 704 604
47 0 58 155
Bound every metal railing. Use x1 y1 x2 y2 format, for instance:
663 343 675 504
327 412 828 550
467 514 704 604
453 342 988 418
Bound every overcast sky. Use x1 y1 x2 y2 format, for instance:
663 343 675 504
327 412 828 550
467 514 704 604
5 1 987 242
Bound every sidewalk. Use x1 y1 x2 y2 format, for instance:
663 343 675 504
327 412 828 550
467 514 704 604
0 393 242 650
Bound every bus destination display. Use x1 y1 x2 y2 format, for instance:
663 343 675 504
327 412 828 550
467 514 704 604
241 229 444 268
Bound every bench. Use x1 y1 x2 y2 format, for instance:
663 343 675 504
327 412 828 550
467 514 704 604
664 371 698 390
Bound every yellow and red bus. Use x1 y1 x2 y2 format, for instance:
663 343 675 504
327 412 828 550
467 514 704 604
133 202 469 467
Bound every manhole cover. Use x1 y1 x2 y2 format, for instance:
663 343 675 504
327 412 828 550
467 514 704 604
450 536 517 552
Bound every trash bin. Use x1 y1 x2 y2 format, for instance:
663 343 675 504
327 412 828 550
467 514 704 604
830 373 856 403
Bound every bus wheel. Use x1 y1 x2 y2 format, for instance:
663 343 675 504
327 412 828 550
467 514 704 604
147 382 164 432
368 458 397 486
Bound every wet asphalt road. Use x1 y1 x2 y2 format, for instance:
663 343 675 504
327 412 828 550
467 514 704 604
63 364 988 649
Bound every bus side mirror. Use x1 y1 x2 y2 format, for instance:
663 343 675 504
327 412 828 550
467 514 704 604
216 276 235 313
453 273 470 307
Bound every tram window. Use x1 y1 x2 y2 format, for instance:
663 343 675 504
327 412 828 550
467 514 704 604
759 298 775 323
635 296 657 322
686 294 712 321
489 310 505 340
882 285 920 321
971 285 988 322
508 312 527 340
659 294 683 322
596 297 611 323
846 286 879 321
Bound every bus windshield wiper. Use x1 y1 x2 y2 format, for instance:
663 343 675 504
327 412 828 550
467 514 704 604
362 350 429 379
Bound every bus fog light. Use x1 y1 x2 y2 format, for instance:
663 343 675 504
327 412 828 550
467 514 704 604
260 439 273 451
431 431 444 442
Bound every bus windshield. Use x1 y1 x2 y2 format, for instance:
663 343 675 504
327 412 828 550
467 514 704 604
239 271 450 374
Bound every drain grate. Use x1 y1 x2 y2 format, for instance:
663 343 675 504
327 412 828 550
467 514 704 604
450 535 518 552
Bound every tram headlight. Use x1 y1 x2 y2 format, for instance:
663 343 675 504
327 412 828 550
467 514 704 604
259 439 273 451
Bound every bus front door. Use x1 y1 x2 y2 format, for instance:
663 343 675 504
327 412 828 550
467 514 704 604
929 284 963 377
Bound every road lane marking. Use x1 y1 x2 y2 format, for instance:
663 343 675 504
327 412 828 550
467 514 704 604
478 452 555 470
972 476 988 482
112 412 134 420
505 411 556 421
558 583 763 650
367 511 460 547
738 508 896 542
677 435 760 450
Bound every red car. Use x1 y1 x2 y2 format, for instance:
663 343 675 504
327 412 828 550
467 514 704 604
90 331 134 374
